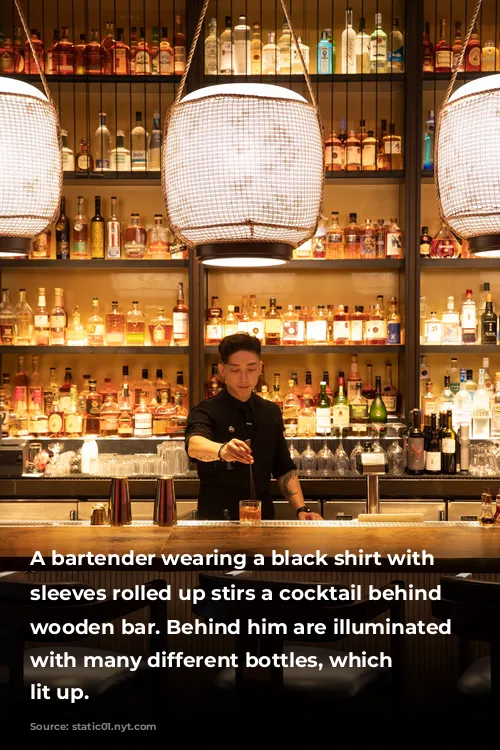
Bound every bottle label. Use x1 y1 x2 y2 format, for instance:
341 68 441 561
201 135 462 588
113 48 129 74
91 224 105 258
265 319 281 335
159 49 173 74
467 47 481 68
386 322 401 344
206 323 223 341
174 46 186 71
34 314 49 328
220 41 233 71
153 417 168 435
77 154 91 170
425 451 441 472
65 414 82 434
387 46 403 64
111 150 131 171
483 323 497 344
462 307 476 329
101 414 118 431
408 437 425 470
48 413 63 433
332 404 350 427
362 143 376 168
350 404 368 421
350 320 364 342
325 145 343 168
131 151 147 169
86 398 101 416
88 323 105 345
384 140 402 155
370 36 387 61
386 231 403 256
263 48 277 73
29 386 43 407
56 241 69 258
205 40 218 73
361 234 376 257
346 145 361 166
435 50 452 68
307 319 328 343
283 320 299 341
107 220 121 257
442 437 456 454
420 241 430 256
73 241 87 258
134 412 153 435
333 320 349 341
173 312 189 338
315 407 331 433
135 50 151 74
318 46 331 73
50 314 66 329
96 158 110 170
365 320 386 340
249 321 264 340
382 395 397 413
347 380 361 401
118 412 133 433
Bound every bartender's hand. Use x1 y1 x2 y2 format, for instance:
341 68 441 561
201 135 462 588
220 439 254 464
298 511 323 521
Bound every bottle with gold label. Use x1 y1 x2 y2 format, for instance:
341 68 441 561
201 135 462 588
65 384 83 437
48 390 65 437
87 297 105 346
28 401 49 438
91 196 105 259
99 394 119 437
84 379 101 435
283 379 300 437
148 307 173 346
117 384 134 437
134 396 153 437
153 391 171 436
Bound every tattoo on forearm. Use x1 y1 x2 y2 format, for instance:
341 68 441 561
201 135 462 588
280 469 299 500
196 453 218 461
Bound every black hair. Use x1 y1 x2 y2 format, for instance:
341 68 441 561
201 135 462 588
218 333 261 364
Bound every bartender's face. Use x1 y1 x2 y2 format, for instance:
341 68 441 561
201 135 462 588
219 350 262 401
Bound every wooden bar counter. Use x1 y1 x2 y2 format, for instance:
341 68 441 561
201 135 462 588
0 520 499 571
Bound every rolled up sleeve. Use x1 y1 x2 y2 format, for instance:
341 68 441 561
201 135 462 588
272 411 297 479
185 403 214 455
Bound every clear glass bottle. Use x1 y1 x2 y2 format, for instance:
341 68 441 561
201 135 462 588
71 195 88 259
124 214 147 258
326 212 344 259
87 297 105 346
233 15 251 74
453 368 472 432
341 7 356 73
223 305 239 337
13 289 33 345
262 31 279 74
106 196 121 259
439 376 455 416
346 130 361 171
381 125 403 170
424 311 442 344
174 15 186 74
205 18 219 75
282 305 299 345
61 129 75 171
362 130 377 170
441 296 460 345
250 22 262 75
147 214 170 258
99 394 119 437
148 111 161 171
94 112 111 171
344 213 361 259
291 35 309 74
112 27 130 74
173 282 189 346
131 112 148 171
461 289 477 344
361 218 376 258
76 138 93 173
324 131 344 172
491 375 500 437
105 301 125 345
0 289 15 345
126 301 146 345
388 17 404 72
149 307 173 346
386 218 404 258
355 17 370 73
110 130 131 171
278 19 292 75
219 16 233 74
472 368 491 439
159 27 173 74
366 302 386 345
482 39 499 71
350 306 367 344
49 287 67 345
370 13 387 73
64 384 83 437
33 288 50 346
134 396 153 437
248 304 264 341
429 223 460 258
283 379 300 437
264 298 282 345
117 384 134 437
66 306 87 345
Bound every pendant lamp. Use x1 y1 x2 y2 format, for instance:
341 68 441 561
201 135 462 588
162 0 324 268
0 0 62 257
435 0 500 256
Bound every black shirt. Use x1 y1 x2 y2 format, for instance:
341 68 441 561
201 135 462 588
185 388 296 520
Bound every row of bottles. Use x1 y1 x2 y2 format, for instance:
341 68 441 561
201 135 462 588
0 21 186 75
32 196 186 261
419 224 471 257
423 19 500 73
205 296 401 346
0 285 189 347
61 111 161 173
421 284 499 346
204 12 404 76
325 119 403 172
1 359 188 439
294 213 404 260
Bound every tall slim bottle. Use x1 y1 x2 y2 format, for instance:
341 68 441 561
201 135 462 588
95 112 111 171
173 282 189 346
369 375 387 433
91 196 105 259
370 13 387 73
341 7 356 73
106 196 121 259
407 408 425 475
56 196 70 259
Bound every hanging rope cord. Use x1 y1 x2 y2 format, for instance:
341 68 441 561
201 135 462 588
14 0 54 104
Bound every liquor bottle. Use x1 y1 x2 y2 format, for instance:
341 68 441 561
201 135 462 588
105 301 124 345
56 196 70 259
60 129 75 172
481 293 497 345
362 131 377 171
223 305 238 337
344 213 361 259
453 368 472 431
71 195 88 259
429 223 459 258
86 297 104 346
482 39 499 71
58 367 73 412
124 213 147 258
346 131 361 171
148 112 162 171
153 369 169 402
465 23 481 72
13 27 24 73
388 18 404 72
332 372 350 430
94 112 111 172
27 355 43 413
0 289 14 346
175 371 189 409
117 384 134 437
482 358 494 397
110 131 131 171
126 301 146 345
382 363 398 415
382 126 403 171
472 369 491 439
148 308 172 347
13 289 33 345
146 215 169 259
99 394 119 437
281 305 299 345
174 15 186 74
491 375 500 437
425 413 441 474
291 36 309 74
159 27 173 74
33 288 50 346
439 375 455 415
278 19 292 75
385 297 401 344
112 27 130 74
133 369 152 405
172 282 189 346
66 306 87 345
219 16 233 74
207 364 223 398
131 112 147 171
341 7 356 74
422 381 437 417
461 289 477 344
103 196 121 259
250 22 262 75
264 298 282 345
90 196 105 259
422 21 434 72
134 396 153 437
135 27 151 74
24 29 44 73
262 31 279 74
370 13 387 73
85 28 103 74
283 379 300 437
420 226 432 256
65 384 83 437
204 18 219 75
152 391 170 436
13 355 28 411
47 390 65 437
324 131 344 172
452 22 464 72
315 381 331 436
325 212 344 258
407 408 425 475
0 37 15 73
349 382 368 428
84 379 101 435
477 281 490 326
355 17 370 74
76 138 93 173
330 305 348 344
365 302 386 345
74 33 86 74
318 29 333 74
56 26 74 74
43 368 57 414
361 364 375 409
28 401 48 438
466 369 477 400
422 111 435 171
435 19 452 73
129 27 138 73
448 358 460 395
369 376 387 432
344 353 362 402
297 394 316 437
348 306 366 344
270 373 282 413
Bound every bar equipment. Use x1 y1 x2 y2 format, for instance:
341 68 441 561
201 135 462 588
153 475 177 526
109 476 132 525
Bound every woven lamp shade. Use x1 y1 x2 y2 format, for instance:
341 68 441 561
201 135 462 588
0 77 61 253
436 74 500 255
162 83 324 267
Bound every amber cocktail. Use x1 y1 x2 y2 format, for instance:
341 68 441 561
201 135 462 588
239 500 262 525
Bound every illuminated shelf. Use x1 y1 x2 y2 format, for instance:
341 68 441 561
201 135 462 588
205 345 403 355
0 346 190 355
0 259 188 269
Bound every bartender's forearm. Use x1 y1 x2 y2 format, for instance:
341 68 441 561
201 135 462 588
187 436 222 462
277 470 305 512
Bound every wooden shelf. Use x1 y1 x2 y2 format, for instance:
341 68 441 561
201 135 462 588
60 170 405 184
325 170 404 182
203 73 405 84
0 346 190 355
2 73 182 84
205 345 403 355
206 259 404 271
420 258 499 269
423 71 500 82
0 259 188 270
421 345 500 354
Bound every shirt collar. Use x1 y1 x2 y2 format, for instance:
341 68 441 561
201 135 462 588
222 386 256 412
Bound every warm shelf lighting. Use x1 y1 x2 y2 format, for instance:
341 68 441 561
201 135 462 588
163 83 324 267
0 76 61 257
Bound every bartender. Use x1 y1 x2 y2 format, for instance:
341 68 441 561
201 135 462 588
185 332 323 521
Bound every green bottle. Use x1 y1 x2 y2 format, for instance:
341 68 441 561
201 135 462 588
369 375 387 431
315 380 331 436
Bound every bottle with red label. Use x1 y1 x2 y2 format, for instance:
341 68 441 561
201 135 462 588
465 23 481 72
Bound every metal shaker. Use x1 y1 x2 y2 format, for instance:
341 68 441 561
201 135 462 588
109 477 132 526
154 476 177 526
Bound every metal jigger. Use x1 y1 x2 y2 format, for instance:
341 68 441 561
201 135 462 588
154 476 177 526
109 477 132 526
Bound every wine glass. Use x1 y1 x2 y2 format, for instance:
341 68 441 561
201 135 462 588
300 440 317 475
317 440 334 475
289 440 301 467
387 440 405 475
350 441 364 475
334 442 350 475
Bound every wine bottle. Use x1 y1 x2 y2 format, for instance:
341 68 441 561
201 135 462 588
91 195 105 259
407 408 425 475
369 375 387 433
425 413 441 474
440 409 457 474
